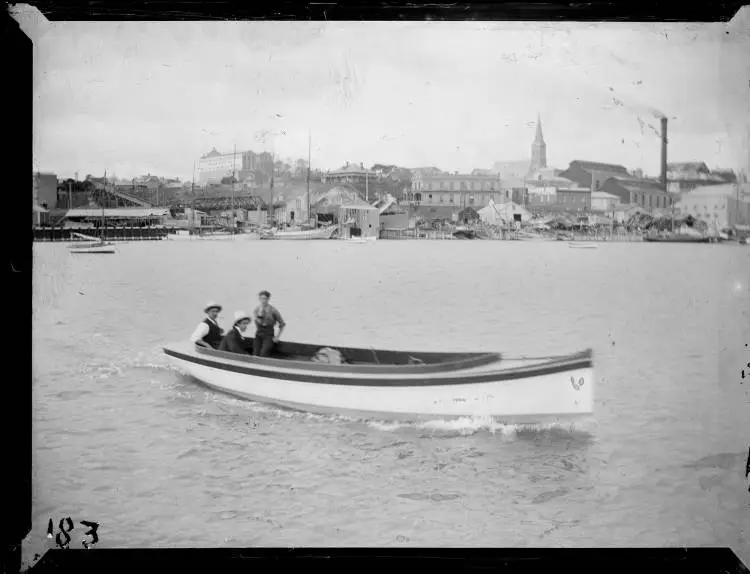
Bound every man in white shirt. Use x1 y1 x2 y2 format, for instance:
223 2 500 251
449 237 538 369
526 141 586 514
190 302 224 348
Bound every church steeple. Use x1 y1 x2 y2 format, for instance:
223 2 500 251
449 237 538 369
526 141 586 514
534 112 544 144
530 112 547 172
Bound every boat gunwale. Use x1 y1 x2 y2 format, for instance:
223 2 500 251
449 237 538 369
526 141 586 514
199 343 502 374
164 344 593 387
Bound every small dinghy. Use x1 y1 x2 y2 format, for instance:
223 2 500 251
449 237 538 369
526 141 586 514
163 340 594 423
568 242 598 249
69 242 116 254
68 233 116 254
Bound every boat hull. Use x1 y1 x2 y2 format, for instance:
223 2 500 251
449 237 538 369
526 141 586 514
260 227 338 240
69 242 116 254
643 235 710 243
163 342 594 423
568 243 598 249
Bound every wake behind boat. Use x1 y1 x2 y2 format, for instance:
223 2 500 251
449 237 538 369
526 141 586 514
163 339 594 423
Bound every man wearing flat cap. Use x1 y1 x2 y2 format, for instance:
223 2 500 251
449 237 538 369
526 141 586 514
219 311 254 355
190 302 225 349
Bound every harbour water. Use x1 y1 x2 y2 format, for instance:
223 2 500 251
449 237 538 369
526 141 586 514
28 240 749 563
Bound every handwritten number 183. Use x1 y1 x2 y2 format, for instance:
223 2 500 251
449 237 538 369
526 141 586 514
47 517 99 549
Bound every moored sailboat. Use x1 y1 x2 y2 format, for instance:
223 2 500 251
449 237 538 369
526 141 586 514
69 173 117 254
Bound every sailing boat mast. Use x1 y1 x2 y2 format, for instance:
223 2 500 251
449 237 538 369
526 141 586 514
232 144 236 230
102 169 107 242
307 130 311 226
269 152 275 227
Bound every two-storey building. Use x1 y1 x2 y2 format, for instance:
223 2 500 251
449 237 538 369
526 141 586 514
323 162 375 186
600 177 675 211
666 162 730 194
197 148 273 185
677 183 750 230
410 172 503 210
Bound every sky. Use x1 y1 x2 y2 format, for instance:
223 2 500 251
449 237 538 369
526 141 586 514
16 5 750 181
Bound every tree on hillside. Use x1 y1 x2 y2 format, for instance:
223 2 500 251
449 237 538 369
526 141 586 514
294 158 309 177
371 163 397 174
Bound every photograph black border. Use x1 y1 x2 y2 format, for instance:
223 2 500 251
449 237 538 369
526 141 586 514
12 1 749 572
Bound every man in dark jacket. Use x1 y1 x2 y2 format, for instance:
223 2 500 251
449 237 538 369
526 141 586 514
190 301 224 348
219 311 254 354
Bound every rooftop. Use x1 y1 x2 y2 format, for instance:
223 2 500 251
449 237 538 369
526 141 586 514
329 163 374 175
568 160 630 174
667 162 709 172
417 173 499 180
64 208 170 218
591 191 620 199
682 183 746 198
605 176 665 192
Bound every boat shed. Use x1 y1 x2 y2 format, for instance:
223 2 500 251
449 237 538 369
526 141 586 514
33 204 50 227
338 203 380 238
310 187 380 238
478 200 532 225
62 207 171 227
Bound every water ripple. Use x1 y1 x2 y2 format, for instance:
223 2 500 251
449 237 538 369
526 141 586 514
27 241 750 561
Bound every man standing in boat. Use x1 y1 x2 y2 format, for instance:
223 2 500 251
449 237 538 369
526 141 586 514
219 311 254 354
190 302 225 349
253 290 286 357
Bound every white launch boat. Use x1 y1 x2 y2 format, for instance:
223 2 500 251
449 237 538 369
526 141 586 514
163 339 594 423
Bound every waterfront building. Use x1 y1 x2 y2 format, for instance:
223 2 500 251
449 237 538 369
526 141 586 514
33 171 58 210
666 162 735 193
559 160 631 190
410 172 502 211
500 177 527 206
61 207 171 228
525 175 583 207
490 160 530 180
556 187 592 211
676 183 750 230
322 162 375 186
33 204 50 227
410 166 444 178
600 177 675 211
478 201 532 225
197 148 273 186
590 191 620 213
132 174 161 191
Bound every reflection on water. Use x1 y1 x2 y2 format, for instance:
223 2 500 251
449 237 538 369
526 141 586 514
26 241 749 566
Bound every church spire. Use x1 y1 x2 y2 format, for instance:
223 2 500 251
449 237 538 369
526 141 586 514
534 112 544 143
530 113 547 172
